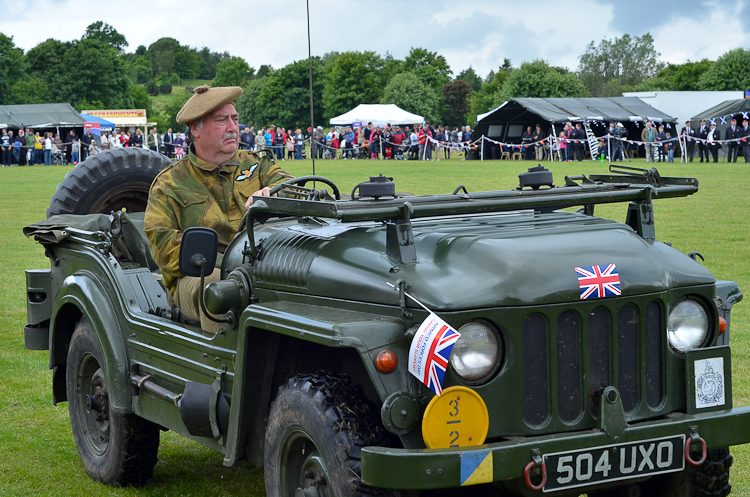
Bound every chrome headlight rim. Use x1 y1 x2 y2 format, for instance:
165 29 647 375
667 298 711 354
450 319 503 385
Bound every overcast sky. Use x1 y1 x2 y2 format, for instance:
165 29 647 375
2 0 749 78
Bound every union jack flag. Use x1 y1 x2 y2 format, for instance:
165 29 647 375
409 313 461 396
575 264 621 299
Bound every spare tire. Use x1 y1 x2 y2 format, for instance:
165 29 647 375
47 148 172 218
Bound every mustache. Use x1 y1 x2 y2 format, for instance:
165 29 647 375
223 132 238 140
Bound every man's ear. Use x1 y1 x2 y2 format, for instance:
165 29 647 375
190 123 201 140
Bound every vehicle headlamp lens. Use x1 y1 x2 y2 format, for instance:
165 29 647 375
450 322 500 382
667 300 709 353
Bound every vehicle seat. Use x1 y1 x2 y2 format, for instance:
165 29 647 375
111 211 159 272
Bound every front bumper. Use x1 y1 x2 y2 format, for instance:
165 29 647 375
361 405 750 490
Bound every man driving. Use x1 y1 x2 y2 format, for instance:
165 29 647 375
144 85 292 332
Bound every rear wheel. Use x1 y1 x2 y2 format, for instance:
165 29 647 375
47 148 171 217
66 317 160 486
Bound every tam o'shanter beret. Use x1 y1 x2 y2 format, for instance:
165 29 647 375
176 85 243 125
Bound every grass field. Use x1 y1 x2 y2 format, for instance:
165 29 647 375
1 156 749 496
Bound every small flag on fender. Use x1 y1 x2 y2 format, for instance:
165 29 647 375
409 313 461 396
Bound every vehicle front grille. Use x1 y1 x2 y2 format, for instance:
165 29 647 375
522 298 664 426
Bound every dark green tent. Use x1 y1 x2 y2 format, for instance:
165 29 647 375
691 99 750 127
0 103 85 129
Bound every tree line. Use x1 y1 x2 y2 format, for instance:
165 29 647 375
1 24 749 132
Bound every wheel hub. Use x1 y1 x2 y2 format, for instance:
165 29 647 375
281 431 332 497
78 362 111 455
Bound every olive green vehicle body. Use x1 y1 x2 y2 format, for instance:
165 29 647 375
24 168 750 493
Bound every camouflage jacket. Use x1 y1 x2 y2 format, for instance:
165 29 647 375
144 146 291 296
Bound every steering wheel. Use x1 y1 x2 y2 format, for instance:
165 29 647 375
238 175 341 232
268 175 341 201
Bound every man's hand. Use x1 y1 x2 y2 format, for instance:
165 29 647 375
245 187 272 210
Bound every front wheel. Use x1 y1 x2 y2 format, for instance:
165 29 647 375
66 317 160 486
591 447 733 497
264 372 391 497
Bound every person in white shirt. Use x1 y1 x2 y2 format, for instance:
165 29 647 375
44 133 53 165
110 131 121 149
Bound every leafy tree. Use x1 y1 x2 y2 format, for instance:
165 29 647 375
442 80 472 127
672 59 713 90
235 78 266 127
383 51 405 82
160 81 172 95
146 37 179 75
146 80 159 96
8 76 50 104
25 38 67 78
196 47 230 79
174 45 203 80
699 48 750 91
322 51 386 120
457 67 483 93
130 85 153 116
236 58 324 129
129 56 152 84
213 56 255 88
495 59 588 104
155 72 170 85
633 59 713 92
0 34 26 101
160 91 191 131
403 47 452 93
83 21 127 52
169 73 180 85
380 72 439 123
256 64 273 79
25 38 132 108
470 66 513 118
577 33 664 96
134 45 147 57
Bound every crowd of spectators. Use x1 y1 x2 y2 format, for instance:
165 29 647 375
235 122 475 161
8 117 742 167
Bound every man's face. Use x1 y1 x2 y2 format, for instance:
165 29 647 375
191 103 240 159
168 128 172 133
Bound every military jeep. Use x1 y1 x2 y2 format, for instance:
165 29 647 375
24 154 750 496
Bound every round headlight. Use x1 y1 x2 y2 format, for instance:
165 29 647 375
667 300 709 353
450 322 501 382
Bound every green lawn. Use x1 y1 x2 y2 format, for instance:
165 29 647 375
1 156 749 496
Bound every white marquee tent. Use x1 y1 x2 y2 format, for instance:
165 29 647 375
329 104 423 127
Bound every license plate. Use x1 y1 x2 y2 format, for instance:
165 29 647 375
542 435 685 492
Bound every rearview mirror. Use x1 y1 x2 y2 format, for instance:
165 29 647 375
179 227 218 277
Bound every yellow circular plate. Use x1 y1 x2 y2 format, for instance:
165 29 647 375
422 386 489 449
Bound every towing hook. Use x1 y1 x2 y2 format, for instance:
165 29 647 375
685 434 707 466
524 456 547 491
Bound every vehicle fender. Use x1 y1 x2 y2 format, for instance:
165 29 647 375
50 272 131 414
